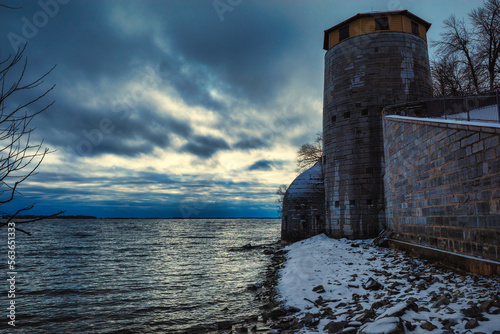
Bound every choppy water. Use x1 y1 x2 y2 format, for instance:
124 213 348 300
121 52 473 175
0 218 281 333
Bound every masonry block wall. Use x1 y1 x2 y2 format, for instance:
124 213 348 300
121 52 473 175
383 116 500 261
323 32 432 239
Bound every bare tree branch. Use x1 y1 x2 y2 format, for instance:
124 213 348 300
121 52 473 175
432 1 500 95
0 4 22 10
431 55 470 96
433 15 483 94
0 209 66 228
0 43 61 233
469 0 500 90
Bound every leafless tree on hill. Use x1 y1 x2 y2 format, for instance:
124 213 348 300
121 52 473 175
431 53 483 96
431 55 468 96
469 0 500 91
432 0 500 96
433 15 483 95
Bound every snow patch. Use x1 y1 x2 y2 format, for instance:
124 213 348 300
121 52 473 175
386 114 500 128
285 161 323 197
360 317 401 334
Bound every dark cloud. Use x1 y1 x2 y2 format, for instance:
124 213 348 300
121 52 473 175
158 58 226 111
0 0 327 160
182 135 230 158
3 0 324 107
247 160 284 171
131 171 179 185
32 101 193 157
139 2 285 103
31 170 179 188
233 137 268 150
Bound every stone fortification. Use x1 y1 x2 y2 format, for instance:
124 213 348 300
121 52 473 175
323 30 432 239
383 115 500 262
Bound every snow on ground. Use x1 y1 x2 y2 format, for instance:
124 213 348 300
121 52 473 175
276 234 500 334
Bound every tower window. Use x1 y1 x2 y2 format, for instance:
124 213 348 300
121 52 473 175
344 112 350 119
349 200 356 206
339 25 349 41
411 21 419 36
367 199 373 205
362 108 368 115
331 115 336 123
375 17 389 30
366 167 373 174
335 201 340 208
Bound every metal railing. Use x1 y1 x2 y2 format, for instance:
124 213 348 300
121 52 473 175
384 91 500 123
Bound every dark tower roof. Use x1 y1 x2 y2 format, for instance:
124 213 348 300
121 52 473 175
323 10 432 50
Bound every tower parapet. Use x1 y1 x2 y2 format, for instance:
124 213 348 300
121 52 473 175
323 10 431 50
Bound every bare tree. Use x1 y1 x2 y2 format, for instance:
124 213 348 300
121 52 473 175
275 184 288 215
0 45 63 234
434 15 483 94
469 0 500 91
432 0 500 95
296 132 322 173
431 55 470 96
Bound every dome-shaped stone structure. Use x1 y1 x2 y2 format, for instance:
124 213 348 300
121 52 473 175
281 161 325 245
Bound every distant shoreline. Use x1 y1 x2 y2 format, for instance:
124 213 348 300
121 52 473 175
2 215 280 220
2 214 98 220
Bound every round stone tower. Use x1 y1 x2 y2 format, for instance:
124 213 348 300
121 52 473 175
322 10 432 238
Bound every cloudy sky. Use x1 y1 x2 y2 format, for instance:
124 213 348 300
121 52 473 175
0 0 483 218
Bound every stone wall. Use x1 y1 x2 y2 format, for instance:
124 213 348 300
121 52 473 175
281 162 325 245
323 31 432 239
383 115 500 261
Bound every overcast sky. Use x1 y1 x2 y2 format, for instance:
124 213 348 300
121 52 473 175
0 0 484 218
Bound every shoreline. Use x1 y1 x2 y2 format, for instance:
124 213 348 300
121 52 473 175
203 240 287 334
203 233 500 333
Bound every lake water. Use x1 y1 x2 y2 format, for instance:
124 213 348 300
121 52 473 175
0 218 281 333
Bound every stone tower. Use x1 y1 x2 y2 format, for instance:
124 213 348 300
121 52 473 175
323 10 432 238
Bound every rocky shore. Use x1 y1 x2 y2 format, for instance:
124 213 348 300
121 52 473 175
207 235 500 333
272 234 500 334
